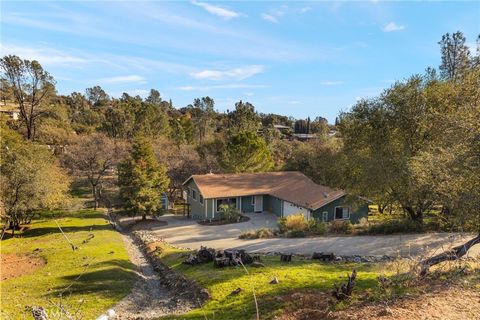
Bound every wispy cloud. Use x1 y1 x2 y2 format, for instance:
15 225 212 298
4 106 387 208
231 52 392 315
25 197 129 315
190 65 264 81
96 75 146 84
0 43 87 66
191 0 240 20
320 80 343 86
177 83 269 91
299 7 311 14
382 22 405 32
261 5 288 23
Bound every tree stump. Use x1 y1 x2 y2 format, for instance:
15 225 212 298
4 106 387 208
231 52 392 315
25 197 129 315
332 269 357 300
280 254 292 262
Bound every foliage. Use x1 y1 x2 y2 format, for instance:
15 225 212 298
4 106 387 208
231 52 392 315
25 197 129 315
438 31 472 80
218 204 242 222
219 131 274 173
328 220 354 234
307 219 327 235
239 228 275 239
0 124 70 233
0 55 56 140
362 219 425 235
117 136 170 220
227 100 261 134
85 85 109 108
284 213 309 232
0 209 136 318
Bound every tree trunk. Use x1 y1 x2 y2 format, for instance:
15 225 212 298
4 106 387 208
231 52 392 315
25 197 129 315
142 213 147 220
404 206 423 223
92 184 98 210
419 233 480 276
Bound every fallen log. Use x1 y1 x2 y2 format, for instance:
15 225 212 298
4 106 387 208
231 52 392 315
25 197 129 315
419 233 480 276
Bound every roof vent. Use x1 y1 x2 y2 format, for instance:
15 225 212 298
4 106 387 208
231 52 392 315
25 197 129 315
323 192 329 198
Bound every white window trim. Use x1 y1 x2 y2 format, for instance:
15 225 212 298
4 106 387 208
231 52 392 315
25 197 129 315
334 206 350 220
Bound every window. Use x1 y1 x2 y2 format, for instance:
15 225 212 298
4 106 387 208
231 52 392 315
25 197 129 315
187 187 191 198
335 207 350 220
251 196 255 205
192 189 197 201
199 195 204 205
322 211 328 222
216 198 237 212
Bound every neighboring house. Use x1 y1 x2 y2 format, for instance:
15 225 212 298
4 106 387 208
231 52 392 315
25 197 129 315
0 108 20 120
182 171 368 223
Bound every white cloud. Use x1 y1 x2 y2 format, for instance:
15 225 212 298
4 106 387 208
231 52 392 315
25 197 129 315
97 75 146 84
320 81 343 86
0 43 87 66
382 22 405 32
190 65 264 81
299 7 311 13
262 5 288 23
262 13 278 23
177 83 269 91
191 0 240 19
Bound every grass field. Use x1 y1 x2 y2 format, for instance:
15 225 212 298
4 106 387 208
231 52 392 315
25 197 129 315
0 209 136 319
155 243 393 320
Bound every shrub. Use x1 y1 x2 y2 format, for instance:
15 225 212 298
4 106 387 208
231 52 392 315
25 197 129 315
284 213 308 232
219 204 242 222
287 230 307 238
239 228 275 239
307 219 327 235
366 219 424 234
328 220 354 234
277 217 287 234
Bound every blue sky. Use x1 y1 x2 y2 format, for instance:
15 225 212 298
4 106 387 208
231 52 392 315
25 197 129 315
1 1 479 122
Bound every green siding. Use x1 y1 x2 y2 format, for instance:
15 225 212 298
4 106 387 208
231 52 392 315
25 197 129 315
312 196 368 223
185 179 207 219
263 195 283 217
241 196 254 213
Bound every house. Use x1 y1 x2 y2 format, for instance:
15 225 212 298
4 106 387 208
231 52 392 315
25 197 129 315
182 171 368 223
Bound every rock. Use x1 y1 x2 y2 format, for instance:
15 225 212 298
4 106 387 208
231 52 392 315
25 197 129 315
106 309 116 318
230 287 242 295
335 256 343 262
251 261 265 268
269 277 279 284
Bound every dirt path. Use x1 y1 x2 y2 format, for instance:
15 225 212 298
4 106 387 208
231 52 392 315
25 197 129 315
111 233 190 319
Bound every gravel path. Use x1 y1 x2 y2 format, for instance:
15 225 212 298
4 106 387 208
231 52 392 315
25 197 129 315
112 233 189 319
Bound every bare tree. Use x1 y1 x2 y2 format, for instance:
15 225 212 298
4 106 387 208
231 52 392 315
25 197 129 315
0 55 56 140
63 134 123 210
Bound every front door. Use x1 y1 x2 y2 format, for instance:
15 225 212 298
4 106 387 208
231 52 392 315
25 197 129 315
254 195 263 212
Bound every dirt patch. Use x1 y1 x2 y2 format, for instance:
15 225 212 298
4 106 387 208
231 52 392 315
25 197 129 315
278 285 480 320
1 253 46 281
197 215 250 225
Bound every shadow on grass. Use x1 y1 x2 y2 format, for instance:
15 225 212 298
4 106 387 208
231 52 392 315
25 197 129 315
22 224 114 238
49 259 136 300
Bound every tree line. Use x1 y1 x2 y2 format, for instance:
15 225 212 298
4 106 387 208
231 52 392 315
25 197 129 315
1 31 478 248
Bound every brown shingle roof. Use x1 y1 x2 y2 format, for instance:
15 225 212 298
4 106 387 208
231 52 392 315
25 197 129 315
184 171 345 210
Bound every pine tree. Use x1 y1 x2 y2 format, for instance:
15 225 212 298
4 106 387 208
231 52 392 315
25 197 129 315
219 131 274 173
118 136 170 220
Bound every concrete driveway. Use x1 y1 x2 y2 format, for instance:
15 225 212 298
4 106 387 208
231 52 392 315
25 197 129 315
150 213 480 257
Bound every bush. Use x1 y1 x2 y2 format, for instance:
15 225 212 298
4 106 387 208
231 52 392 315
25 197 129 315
287 230 307 238
277 217 287 234
366 219 424 234
328 220 354 234
307 219 327 235
219 204 242 222
239 228 275 239
284 213 308 232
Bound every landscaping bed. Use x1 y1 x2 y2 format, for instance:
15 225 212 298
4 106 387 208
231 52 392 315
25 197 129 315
197 215 250 225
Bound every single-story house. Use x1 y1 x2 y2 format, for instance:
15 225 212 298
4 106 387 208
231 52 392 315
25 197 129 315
182 171 368 223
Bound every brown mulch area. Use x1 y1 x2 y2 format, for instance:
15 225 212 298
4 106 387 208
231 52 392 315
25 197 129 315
0 253 46 281
197 216 250 226
278 283 480 320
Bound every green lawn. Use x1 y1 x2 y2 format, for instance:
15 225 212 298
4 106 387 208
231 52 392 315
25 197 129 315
0 209 136 319
157 244 388 320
